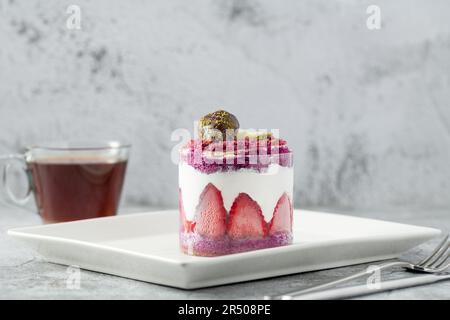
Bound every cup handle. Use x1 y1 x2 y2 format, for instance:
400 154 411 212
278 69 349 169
0 155 32 207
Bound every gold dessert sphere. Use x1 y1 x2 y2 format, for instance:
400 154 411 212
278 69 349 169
198 109 240 140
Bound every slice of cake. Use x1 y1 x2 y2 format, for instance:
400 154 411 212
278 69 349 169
179 110 294 256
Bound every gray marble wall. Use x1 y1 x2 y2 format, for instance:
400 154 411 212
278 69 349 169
1 0 449 211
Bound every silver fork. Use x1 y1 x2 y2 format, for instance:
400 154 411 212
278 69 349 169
266 234 449 300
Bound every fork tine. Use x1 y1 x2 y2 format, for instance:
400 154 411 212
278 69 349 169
425 242 449 267
430 261 450 274
417 234 449 266
434 252 449 268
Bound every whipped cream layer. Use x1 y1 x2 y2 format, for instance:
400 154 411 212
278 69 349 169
179 162 294 221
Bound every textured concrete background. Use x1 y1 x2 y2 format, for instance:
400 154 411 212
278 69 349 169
1 0 450 211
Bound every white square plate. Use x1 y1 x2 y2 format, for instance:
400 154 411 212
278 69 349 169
8 210 440 289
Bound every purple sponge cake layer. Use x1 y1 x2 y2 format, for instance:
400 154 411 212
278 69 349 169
180 138 293 174
180 232 293 257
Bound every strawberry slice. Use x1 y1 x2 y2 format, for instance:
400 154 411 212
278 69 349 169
179 189 195 233
228 193 268 239
269 193 292 235
194 183 227 239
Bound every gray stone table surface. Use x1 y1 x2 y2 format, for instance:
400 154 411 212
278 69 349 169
0 203 449 300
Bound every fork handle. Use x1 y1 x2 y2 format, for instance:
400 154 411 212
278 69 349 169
288 274 450 300
267 261 410 300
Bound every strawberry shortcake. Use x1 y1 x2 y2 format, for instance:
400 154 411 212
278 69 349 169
179 110 294 256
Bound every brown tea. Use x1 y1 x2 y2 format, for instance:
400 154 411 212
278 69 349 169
28 158 127 223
